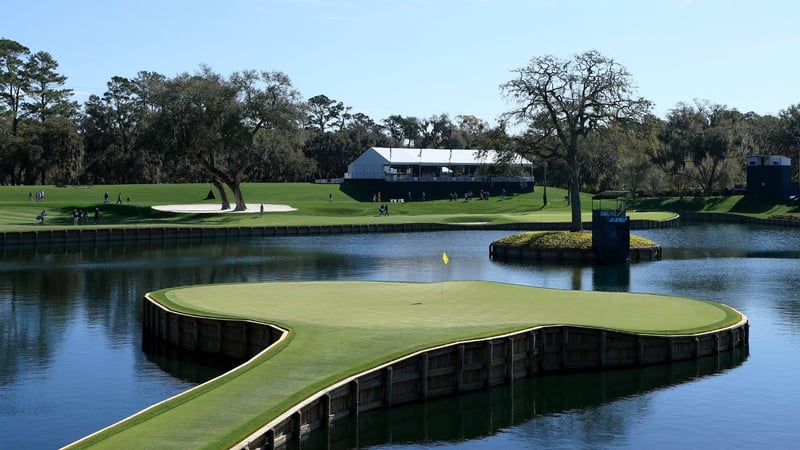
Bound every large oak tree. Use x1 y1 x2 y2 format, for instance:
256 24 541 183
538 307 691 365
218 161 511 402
501 50 651 231
155 66 304 210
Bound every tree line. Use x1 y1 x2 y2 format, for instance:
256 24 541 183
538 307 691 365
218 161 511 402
3 39 800 214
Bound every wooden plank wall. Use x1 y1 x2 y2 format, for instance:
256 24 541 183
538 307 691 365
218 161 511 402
141 296 748 450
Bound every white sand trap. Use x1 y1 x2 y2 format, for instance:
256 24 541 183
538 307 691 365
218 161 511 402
153 203 296 213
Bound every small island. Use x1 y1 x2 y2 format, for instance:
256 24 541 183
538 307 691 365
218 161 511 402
490 231 662 263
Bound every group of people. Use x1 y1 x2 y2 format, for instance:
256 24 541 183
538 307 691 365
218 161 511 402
357 189 505 203
72 208 100 225
104 191 124 204
37 207 101 225
448 191 476 201
28 190 46 202
31 190 47 223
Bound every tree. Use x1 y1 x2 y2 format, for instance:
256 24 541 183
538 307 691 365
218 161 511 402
619 115 664 198
777 105 800 185
249 127 314 182
0 39 81 184
80 74 164 183
305 94 345 132
303 110 390 180
655 101 745 195
454 114 488 148
25 51 77 122
21 116 83 184
154 67 304 210
501 50 651 231
0 38 30 135
418 114 466 149
576 116 664 198
382 115 420 147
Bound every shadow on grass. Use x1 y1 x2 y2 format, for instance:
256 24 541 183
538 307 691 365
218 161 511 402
47 204 233 227
727 196 779 214
632 195 779 214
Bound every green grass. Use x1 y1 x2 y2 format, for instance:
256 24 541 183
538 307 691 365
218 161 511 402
4 183 798 232
66 280 744 449
493 231 658 249
0 183 678 231
630 195 800 219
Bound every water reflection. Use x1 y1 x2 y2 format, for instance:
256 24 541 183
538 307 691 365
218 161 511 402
142 333 243 384
297 348 748 450
491 257 633 292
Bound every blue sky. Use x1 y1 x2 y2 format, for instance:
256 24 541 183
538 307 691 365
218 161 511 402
5 0 799 126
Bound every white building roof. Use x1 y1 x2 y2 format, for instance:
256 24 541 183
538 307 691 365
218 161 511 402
345 147 533 179
361 147 532 166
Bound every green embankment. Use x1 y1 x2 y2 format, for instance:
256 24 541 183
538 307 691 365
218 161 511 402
0 183 678 231
2 183 797 232
68 280 743 449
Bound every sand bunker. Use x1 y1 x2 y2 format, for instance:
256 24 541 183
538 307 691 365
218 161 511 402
153 203 296 213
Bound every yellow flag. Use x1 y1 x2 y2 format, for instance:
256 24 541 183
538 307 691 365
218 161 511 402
442 251 449 265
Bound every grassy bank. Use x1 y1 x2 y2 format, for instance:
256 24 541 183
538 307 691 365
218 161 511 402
67 280 744 449
630 195 800 219
0 183 678 231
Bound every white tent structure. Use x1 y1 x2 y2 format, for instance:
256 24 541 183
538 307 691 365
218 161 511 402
345 147 532 180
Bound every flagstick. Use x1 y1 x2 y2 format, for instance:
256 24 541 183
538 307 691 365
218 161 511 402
440 251 447 301
440 263 444 301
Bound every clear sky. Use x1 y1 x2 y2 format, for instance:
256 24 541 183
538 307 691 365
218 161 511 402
5 0 799 126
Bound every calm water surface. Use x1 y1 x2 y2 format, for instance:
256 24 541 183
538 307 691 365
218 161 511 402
1 224 799 449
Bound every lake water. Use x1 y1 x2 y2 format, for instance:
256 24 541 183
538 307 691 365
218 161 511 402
1 223 799 449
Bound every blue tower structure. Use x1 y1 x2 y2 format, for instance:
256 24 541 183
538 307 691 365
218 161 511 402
591 191 630 264
745 155 794 200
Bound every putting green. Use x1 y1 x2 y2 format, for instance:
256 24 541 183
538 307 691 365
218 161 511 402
69 281 743 449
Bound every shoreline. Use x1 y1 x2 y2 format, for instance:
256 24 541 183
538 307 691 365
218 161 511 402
5 210 800 249
1 217 678 249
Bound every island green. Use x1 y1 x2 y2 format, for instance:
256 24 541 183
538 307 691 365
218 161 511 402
68 280 743 449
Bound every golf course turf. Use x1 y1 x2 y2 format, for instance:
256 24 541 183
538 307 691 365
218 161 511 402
67 280 745 449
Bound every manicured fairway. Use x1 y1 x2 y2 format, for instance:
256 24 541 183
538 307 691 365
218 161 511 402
68 280 743 449
0 183 678 230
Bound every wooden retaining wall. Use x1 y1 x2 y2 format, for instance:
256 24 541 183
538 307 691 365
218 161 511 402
0 217 679 249
142 296 285 361
489 243 663 262
5 211 800 249
676 211 800 227
140 296 748 450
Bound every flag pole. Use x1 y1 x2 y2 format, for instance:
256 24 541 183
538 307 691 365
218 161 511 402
441 251 449 301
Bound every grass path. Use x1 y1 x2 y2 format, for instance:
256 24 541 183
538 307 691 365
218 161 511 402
68 280 743 449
